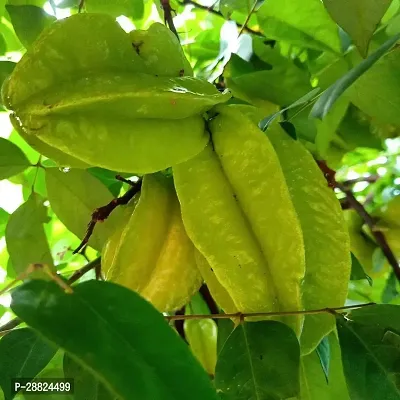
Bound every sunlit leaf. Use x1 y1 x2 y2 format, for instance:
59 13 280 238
0 138 30 180
257 0 341 52
6 5 56 48
322 0 392 57
45 169 123 252
84 0 144 19
5 193 53 276
311 33 400 119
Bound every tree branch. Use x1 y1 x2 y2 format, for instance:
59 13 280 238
181 0 264 37
165 302 375 322
317 160 400 281
73 178 142 254
160 0 179 39
336 181 400 281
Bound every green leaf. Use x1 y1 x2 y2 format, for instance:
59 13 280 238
5 5 56 48
300 332 350 400
10 280 219 400
0 138 30 180
217 318 234 356
87 168 123 198
257 0 341 52
0 61 16 109
25 351 73 400
350 253 373 285
316 336 330 382
322 0 392 57
348 47 400 126
5 193 54 275
215 321 300 400
45 169 123 252
311 33 400 120
336 304 400 399
0 328 57 400
84 0 144 19
259 88 320 131
63 354 116 400
228 41 313 107
0 207 9 237
382 272 400 303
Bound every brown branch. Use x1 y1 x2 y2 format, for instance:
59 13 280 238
238 0 258 36
73 178 142 254
181 0 264 37
0 257 101 337
199 284 219 315
336 181 400 281
316 160 400 281
160 0 179 39
341 174 380 186
173 306 187 343
165 302 376 322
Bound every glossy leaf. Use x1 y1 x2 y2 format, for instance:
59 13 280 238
322 0 392 57
5 193 53 276
0 328 57 400
45 169 122 252
215 321 300 400
10 280 219 400
63 354 116 400
6 5 56 48
0 138 30 180
311 33 400 119
257 0 341 52
336 305 400 399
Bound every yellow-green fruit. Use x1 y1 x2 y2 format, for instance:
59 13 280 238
344 210 378 276
265 121 351 355
15 123 91 169
174 106 306 335
130 22 193 77
102 173 202 313
184 318 218 376
195 251 237 314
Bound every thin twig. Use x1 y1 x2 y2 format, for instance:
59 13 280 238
160 0 179 39
341 174 380 186
0 258 101 336
181 0 264 37
73 178 142 254
165 302 376 322
336 181 400 281
238 0 258 36
317 161 400 281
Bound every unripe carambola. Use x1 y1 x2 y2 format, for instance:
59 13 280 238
174 106 306 336
130 22 193 77
102 173 202 313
